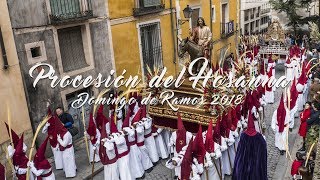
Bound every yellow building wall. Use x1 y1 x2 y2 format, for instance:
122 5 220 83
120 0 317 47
178 0 238 66
109 0 239 82
111 14 177 83
0 0 32 144
108 0 176 19
0 0 33 177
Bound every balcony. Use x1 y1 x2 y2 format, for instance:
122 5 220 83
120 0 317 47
49 0 93 25
133 0 165 17
221 20 235 39
261 9 271 14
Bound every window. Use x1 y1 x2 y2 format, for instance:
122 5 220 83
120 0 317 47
49 0 93 24
133 0 165 16
25 41 47 64
31 47 41 58
211 6 216 22
244 10 249 21
250 22 254 32
256 20 259 27
221 3 228 24
66 87 93 140
58 26 88 72
142 0 161 7
139 22 163 77
191 7 201 28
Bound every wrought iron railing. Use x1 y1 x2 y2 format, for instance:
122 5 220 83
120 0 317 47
221 20 234 38
133 0 165 17
49 0 93 24
261 8 271 14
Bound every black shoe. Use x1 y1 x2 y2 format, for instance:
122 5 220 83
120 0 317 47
280 150 285 155
289 128 293 132
298 147 306 151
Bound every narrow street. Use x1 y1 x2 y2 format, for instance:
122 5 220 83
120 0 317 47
92 64 301 180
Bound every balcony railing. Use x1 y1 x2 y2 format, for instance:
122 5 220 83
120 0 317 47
133 0 165 17
221 20 234 38
245 16 249 21
261 9 271 14
49 0 93 24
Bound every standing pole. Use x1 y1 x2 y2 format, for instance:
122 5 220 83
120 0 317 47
227 148 233 171
219 158 222 179
82 106 91 164
91 149 96 180
213 159 222 180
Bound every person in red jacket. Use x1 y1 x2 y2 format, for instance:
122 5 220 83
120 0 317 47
298 102 311 151
291 152 305 177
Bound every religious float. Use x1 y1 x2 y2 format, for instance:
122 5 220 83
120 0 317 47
259 19 289 63
145 39 260 133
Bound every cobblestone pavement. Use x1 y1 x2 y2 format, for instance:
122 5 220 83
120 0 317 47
93 65 299 180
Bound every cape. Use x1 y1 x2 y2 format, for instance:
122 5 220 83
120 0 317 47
232 132 267 180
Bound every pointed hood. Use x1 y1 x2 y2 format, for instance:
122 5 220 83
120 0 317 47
5 122 19 147
193 125 206 164
87 113 97 144
176 112 187 153
205 119 215 153
285 56 291 65
99 112 117 165
46 115 58 147
15 133 24 156
245 111 257 136
54 115 68 136
141 105 147 118
122 108 131 128
277 94 286 133
95 105 108 131
298 65 307 85
180 139 194 180
110 115 118 134
213 117 221 145
34 137 51 170
13 133 29 168
289 78 299 110
131 108 142 124
177 112 185 130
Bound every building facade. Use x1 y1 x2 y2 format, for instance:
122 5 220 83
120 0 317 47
240 0 272 35
177 0 239 66
6 0 115 144
0 0 33 177
108 0 239 80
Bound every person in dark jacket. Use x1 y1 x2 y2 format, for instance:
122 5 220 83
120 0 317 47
306 101 320 150
306 101 320 127
56 107 74 128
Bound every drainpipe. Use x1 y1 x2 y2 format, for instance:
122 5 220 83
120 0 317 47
210 0 212 32
0 27 9 69
170 0 177 65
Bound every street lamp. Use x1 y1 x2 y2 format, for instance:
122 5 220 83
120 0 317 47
178 5 193 25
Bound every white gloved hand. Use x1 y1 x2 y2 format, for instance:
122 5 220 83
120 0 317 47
57 134 62 143
17 168 27 174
